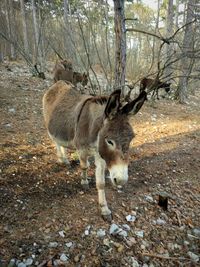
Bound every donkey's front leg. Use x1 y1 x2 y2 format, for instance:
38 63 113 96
78 150 89 190
95 154 112 222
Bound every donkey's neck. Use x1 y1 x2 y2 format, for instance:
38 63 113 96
74 97 107 150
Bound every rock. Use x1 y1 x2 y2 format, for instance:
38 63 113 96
109 223 119 235
126 237 137 247
60 253 69 262
144 195 154 202
8 108 16 114
156 218 166 225
142 264 149 267
126 215 136 222
193 228 200 237
17 263 26 267
48 242 58 248
130 257 139 267
97 229 106 238
58 230 65 238
135 230 144 238
187 251 199 262
74 255 80 263
24 258 33 266
65 242 73 248
8 259 16 267
103 238 111 247
122 224 131 231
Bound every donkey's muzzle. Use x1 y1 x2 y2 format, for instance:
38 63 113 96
109 164 128 187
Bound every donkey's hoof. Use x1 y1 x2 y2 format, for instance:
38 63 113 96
102 213 113 222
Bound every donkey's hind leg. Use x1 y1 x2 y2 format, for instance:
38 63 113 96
78 150 89 189
56 144 70 164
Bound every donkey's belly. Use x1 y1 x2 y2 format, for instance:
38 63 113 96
48 131 75 149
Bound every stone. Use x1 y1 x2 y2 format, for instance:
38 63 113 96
97 229 106 238
8 259 16 267
48 242 58 248
156 218 166 225
60 253 69 262
122 224 131 231
109 223 119 235
130 257 139 267
58 230 65 238
135 230 144 238
24 258 33 266
17 263 26 267
65 242 73 248
126 215 136 222
188 251 199 262
193 228 200 237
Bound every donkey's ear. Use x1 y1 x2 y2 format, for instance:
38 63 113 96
121 91 147 115
105 89 121 118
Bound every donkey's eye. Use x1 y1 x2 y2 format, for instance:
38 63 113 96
106 139 115 146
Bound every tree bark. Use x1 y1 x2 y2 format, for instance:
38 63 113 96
113 0 126 96
164 0 174 80
175 0 196 103
31 0 44 71
5 0 16 59
20 0 29 56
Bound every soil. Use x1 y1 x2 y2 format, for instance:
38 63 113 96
0 61 200 267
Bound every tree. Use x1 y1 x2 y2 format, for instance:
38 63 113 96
113 0 126 95
20 0 29 56
175 0 196 103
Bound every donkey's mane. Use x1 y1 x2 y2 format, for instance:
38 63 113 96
90 96 108 105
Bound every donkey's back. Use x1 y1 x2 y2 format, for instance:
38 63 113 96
43 81 90 147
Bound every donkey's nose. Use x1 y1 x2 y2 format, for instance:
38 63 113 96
113 177 126 186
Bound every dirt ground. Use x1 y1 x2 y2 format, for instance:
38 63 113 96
0 61 200 267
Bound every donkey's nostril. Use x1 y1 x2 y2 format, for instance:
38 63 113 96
114 178 117 185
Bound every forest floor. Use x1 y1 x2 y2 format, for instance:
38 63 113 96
0 61 200 267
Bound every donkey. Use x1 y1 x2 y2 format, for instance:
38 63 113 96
53 59 73 83
73 71 88 86
43 81 146 221
140 77 171 100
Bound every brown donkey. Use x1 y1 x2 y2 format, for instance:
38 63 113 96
43 81 146 221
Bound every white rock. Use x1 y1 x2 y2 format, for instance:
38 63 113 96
126 215 136 222
118 229 128 237
84 230 89 236
142 264 149 267
193 228 200 237
135 230 144 238
65 241 73 248
188 251 199 262
122 224 131 231
49 242 58 248
156 218 166 225
59 230 65 238
17 263 26 267
8 108 16 113
97 229 106 237
109 223 119 235
24 258 33 266
130 257 139 267
60 253 69 262
144 195 154 202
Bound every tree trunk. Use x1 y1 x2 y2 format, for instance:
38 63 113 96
5 0 16 59
175 0 179 29
164 0 174 80
175 0 196 103
32 0 44 71
20 0 29 56
63 0 72 59
113 0 126 96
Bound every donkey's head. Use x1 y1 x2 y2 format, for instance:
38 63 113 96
98 90 146 187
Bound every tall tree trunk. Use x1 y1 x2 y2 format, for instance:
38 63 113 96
164 0 174 80
5 0 16 59
32 0 44 71
175 0 179 29
63 0 72 59
113 0 126 96
20 0 29 56
175 0 196 103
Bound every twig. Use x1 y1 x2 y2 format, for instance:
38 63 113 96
174 209 182 227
